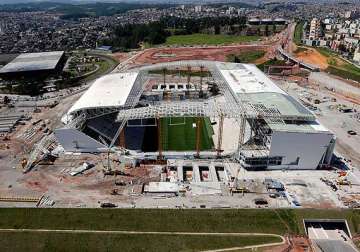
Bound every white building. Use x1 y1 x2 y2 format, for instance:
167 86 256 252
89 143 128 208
353 47 360 62
309 18 321 40
194 5 202 13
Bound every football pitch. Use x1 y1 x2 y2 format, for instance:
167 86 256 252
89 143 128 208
161 117 214 151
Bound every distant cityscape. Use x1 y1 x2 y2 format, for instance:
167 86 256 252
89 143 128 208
0 1 358 54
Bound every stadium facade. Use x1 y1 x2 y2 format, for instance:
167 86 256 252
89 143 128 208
55 60 335 170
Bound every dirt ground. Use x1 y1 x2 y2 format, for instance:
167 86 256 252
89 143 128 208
112 52 132 62
294 48 329 70
130 45 271 66
262 235 313 252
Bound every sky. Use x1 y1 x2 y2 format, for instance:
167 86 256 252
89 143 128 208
0 0 357 5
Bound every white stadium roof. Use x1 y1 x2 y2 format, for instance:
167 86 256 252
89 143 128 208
219 63 286 95
68 72 138 115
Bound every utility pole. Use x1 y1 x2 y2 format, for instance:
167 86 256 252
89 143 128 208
216 114 224 158
157 117 163 160
187 65 191 86
195 117 202 158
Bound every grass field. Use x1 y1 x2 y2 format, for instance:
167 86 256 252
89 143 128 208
294 22 304 45
316 47 360 82
0 232 280 252
227 50 266 63
0 208 360 251
161 117 214 151
1 208 360 234
165 33 260 46
83 54 118 82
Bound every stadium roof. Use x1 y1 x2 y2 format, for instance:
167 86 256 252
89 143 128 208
218 63 314 119
68 72 138 115
267 120 330 133
218 63 286 95
65 61 315 123
238 92 314 119
0 51 64 74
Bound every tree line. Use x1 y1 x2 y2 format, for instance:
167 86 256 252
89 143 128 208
101 16 248 50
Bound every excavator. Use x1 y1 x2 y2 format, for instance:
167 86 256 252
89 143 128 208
336 171 352 188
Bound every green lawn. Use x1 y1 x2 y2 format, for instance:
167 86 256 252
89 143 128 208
1 208 360 251
83 54 118 82
316 47 360 82
316 47 336 58
165 33 260 46
1 208 360 235
227 50 266 63
161 117 214 151
0 232 280 252
294 22 304 45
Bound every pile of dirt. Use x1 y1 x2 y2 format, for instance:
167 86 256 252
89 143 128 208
294 48 328 70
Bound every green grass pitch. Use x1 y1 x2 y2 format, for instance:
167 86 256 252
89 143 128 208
161 117 214 151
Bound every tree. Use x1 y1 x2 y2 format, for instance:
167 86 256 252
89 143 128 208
3 95 10 104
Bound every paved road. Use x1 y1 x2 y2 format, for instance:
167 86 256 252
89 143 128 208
308 226 358 252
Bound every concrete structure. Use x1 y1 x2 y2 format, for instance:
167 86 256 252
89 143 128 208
0 51 66 79
309 18 321 40
55 60 335 170
353 47 360 63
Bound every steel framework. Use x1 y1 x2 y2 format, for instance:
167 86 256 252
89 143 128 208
61 60 314 159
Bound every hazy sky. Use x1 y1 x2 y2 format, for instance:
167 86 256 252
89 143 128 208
0 0 357 4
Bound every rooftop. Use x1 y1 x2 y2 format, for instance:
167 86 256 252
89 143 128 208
0 51 64 73
218 63 315 120
268 120 330 133
65 61 316 123
67 72 138 115
218 63 286 95
238 92 315 119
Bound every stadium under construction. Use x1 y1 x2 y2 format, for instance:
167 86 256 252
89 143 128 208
53 60 335 170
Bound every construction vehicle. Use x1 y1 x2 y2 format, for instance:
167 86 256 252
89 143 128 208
21 158 28 169
110 188 119 195
100 202 117 208
337 177 352 188
0 143 10 150
338 171 347 177
103 169 130 177
336 171 352 188
2 134 10 141
115 180 126 186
